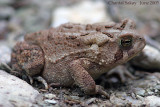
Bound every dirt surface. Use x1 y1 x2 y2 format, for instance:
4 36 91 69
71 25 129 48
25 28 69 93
31 71 160 106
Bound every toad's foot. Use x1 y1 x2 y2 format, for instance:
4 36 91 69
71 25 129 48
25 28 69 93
107 65 137 83
34 76 49 89
0 62 33 84
33 76 64 90
96 85 109 98
0 62 21 76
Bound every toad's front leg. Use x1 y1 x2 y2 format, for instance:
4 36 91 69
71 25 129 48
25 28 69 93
69 59 109 98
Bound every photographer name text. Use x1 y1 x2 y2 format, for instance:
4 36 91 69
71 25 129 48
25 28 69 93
107 1 159 6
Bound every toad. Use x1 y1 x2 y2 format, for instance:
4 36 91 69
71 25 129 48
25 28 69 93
11 19 145 97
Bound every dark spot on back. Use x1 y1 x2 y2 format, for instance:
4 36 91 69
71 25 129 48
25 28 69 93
86 24 92 30
47 33 54 41
80 32 89 36
102 32 113 38
66 35 77 40
120 20 128 29
116 20 128 30
114 49 123 62
77 43 80 46
96 27 101 32
63 25 73 29
105 25 113 29
116 27 123 30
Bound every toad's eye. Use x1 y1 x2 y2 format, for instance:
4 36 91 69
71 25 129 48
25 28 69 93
120 36 132 48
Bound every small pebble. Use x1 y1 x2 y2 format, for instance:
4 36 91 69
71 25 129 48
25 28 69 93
44 99 57 104
134 88 145 96
70 95 79 100
155 85 160 90
85 98 96 105
44 93 56 99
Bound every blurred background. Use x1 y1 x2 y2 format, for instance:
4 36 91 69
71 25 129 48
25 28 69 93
0 0 160 64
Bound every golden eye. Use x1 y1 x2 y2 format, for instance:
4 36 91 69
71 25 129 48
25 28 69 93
120 36 132 48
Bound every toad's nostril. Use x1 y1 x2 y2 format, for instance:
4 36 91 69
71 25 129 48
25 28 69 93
139 37 145 41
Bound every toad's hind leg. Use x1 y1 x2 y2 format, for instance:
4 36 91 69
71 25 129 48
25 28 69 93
69 59 109 98
11 41 44 76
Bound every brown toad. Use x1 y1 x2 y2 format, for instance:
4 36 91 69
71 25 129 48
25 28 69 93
11 19 145 97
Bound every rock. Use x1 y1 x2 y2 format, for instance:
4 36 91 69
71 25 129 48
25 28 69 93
0 21 8 40
0 6 15 19
13 8 49 32
0 0 14 5
10 0 55 33
131 45 160 70
0 70 42 106
52 0 111 27
144 96 160 106
0 45 11 63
